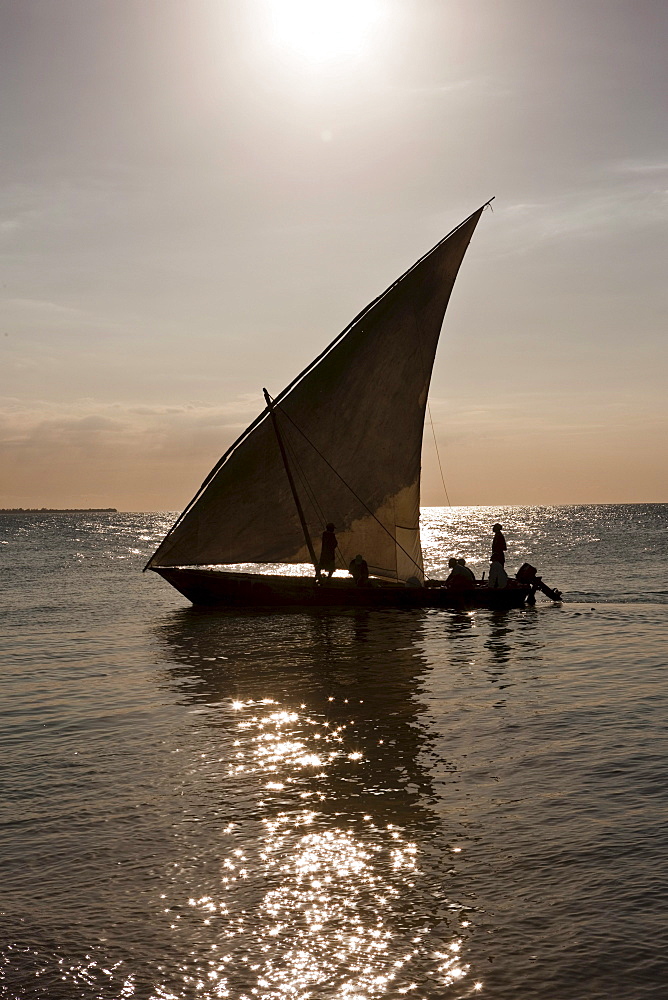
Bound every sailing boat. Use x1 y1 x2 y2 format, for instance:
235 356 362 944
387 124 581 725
146 203 532 609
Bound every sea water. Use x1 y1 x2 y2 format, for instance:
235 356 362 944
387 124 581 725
0 505 666 999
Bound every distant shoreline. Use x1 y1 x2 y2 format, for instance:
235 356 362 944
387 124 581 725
0 508 118 514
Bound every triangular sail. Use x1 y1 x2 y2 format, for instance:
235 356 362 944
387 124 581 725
147 207 485 581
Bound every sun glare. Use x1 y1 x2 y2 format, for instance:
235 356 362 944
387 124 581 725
266 0 382 62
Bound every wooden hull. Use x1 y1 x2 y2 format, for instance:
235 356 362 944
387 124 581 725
150 567 530 610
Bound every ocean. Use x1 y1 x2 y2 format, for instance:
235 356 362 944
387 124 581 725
1 504 666 999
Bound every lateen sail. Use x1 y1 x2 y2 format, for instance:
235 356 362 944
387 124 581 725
147 208 484 582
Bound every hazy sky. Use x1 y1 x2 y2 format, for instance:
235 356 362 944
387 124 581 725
1 0 666 510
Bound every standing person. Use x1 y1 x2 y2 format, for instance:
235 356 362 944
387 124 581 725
318 522 338 579
491 523 507 566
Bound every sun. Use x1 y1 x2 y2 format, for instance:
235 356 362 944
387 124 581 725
265 0 383 62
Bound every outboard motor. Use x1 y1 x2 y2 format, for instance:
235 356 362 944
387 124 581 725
516 563 563 603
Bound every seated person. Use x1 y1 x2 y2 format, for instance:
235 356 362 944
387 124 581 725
456 558 476 583
488 554 509 589
349 554 369 586
445 556 473 588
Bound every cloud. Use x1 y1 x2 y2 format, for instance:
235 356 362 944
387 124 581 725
0 395 269 509
0 396 261 461
4 297 87 317
484 179 668 259
1 388 665 509
404 78 480 96
613 159 668 176
4 396 227 427
426 390 668 445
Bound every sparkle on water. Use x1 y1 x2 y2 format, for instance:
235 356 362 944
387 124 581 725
1 505 666 999
145 700 473 999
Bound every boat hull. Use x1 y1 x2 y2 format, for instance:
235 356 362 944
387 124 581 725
150 567 530 610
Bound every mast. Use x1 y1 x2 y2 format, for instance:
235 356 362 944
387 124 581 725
262 388 320 579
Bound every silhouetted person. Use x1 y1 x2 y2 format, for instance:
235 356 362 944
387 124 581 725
445 557 471 589
488 554 509 589
491 523 507 565
349 554 369 586
319 522 338 579
456 558 476 583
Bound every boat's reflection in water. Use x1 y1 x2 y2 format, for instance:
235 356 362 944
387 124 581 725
149 606 515 999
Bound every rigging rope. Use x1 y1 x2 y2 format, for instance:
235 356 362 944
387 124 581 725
281 418 349 572
410 310 453 510
427 401 452 506
271 395 424 578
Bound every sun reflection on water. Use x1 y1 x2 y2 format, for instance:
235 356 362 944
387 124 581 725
147 698 475 999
